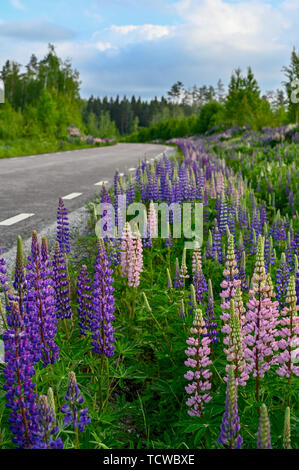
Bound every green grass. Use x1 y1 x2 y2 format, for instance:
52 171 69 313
0 137 117 159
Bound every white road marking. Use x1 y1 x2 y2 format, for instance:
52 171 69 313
0 213 35 226
62 192 82 200
129 167 136 172
94 180 109 186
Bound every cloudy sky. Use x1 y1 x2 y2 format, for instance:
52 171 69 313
0 0 298 98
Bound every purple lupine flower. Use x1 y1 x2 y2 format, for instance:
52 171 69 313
77 265 93 335
57 197 70 254
0 247 9 293
184 308 212 417
212 220 222 263
257 404 272 449
218 365 243 449
91 240 115 357
191 247 207 305
164 223 173 247
203 279 218 344
3 302 40 448
35 395 63 449
173 258 184 289
53 242 72 320
275 253 290 309
61 372 91 432
218 193 228 235
205 230 213 259
25 231 59 366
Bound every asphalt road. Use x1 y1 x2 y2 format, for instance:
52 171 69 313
0 143 173 252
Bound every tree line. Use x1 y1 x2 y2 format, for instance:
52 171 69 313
1 44 298 142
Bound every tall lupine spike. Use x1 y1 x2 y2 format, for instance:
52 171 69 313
3 302 40 448
53 242 72 320
212 219 222 263
173 257 184 288
120 222 133 279
180 248 189 283
225 224 231 239
205 230 213 259
90 241 115 358
166 268 173 289
24 232 59 366
239 251 248 291
57 197 70 254
179 298 185 321
77 265 93 335
41 236 49 264
13 236 25 296
283 407 291 449
36 395 63 449
257 404 272 449
47 387 56 422
61 371 91 433
192 245 202 274
189 283 197 313
224 299 248 386
250 227 257 255
128 226 143 288
184 308 212 416
219 192 228 235
243 235 279 399
148 200 158 239
193 258 208 306
276 252 290 309
218 365 242 449
220 233 241 346
0 247 9 295
237 232 244 260
203 279 218 344
274 275 299 379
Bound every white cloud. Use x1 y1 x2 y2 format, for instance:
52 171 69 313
95 41 116 52
175 0 290 53
10 0 25 10
110 24 171 41
92 24 173 50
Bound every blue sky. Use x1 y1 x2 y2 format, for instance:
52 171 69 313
0 0 298 98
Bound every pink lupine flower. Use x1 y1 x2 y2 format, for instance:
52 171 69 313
220 233 241 346
243 235 280 399
274 275 299 380
121 223 143 288
184 308 212 417
224 299 249 387
121 222 134 279
147 201 158 239
128 228 143 288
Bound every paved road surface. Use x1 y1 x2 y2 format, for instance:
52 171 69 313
0 143 173 252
